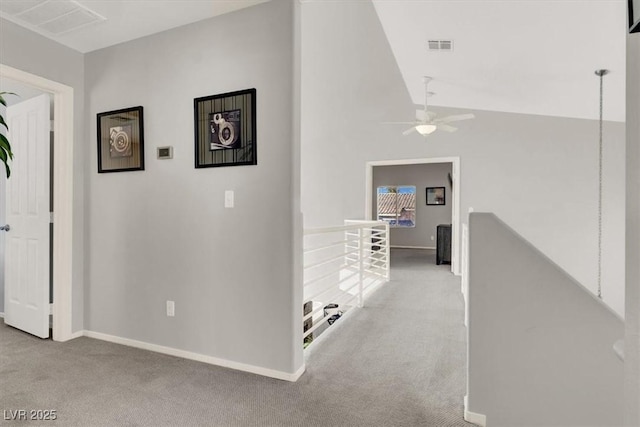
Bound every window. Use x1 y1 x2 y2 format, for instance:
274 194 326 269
376 185 416 227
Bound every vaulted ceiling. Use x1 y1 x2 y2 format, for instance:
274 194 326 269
372 0 626 122
0 0 627 122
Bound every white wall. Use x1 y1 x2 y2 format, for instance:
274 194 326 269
84 0 300 375
300 0 626 317
0 18 85 331
372 163 452 248
624 30 640 427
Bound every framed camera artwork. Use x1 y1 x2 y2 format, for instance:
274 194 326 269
96 106 145 173
426 187 446 205
194 88 256 168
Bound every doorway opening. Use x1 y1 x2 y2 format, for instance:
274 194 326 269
365 157 461 276
0 64 74 342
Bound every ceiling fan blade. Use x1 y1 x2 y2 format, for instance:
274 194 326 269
437 123 458 133
402 127 417 136
439 113 475 123
382 121 419 125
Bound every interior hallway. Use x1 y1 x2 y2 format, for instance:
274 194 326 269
0 249 471 426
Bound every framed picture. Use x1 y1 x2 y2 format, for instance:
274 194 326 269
97 106 144 173
630 0 640 33
426 187 446 205
194 88 256 168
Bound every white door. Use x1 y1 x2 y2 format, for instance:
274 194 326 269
3 94 50 338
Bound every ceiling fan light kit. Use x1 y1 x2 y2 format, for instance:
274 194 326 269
416 124 437 135
385 76 475 137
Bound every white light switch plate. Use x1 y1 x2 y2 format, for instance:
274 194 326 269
166 301 175 317
225 190 234 208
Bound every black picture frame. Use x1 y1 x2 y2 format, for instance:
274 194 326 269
194 88 257 168
97 106 145 173
630 0 640 33
426 187 446 205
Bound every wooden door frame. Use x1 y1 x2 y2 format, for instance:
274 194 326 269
365 157 461 276
1 64 74 342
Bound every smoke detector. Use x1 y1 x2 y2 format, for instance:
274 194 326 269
0 0 106 35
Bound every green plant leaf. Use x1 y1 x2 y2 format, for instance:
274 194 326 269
0 147 9 165
0 133 13 159
0 92 17 178
0 148 9 178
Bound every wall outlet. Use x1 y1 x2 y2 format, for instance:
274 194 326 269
166 300 175 317
431 235 435 241
225 190 234 208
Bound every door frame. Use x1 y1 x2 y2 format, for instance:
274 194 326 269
1 64 74 342
365 157 461 276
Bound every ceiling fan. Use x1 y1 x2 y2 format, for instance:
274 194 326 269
387 76 475 136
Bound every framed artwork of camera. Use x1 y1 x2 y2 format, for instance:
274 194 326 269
426 187 446 205
194 88 256 169
96 106 145 173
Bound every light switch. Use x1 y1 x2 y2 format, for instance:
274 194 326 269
166 301 175 317
225 190 234 208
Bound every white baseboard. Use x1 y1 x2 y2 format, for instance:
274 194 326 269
0 312 4 319
390 245 435 250
464 395 487 426
82 330 305 382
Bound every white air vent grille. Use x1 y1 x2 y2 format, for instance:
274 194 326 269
0 0 106 36
428 40 454 51
19 1 76 25
40 8 103 34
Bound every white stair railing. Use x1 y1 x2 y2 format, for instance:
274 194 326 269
303 220 390 348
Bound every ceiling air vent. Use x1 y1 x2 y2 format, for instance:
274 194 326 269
428 40 454 52
0 0 106 36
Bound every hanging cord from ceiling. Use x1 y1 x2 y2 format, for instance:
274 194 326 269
595 69 608 300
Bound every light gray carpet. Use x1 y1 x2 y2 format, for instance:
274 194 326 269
0 249 472 426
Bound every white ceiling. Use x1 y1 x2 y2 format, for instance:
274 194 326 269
0 0 628 122
0 0 270 53
372 0 627 122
